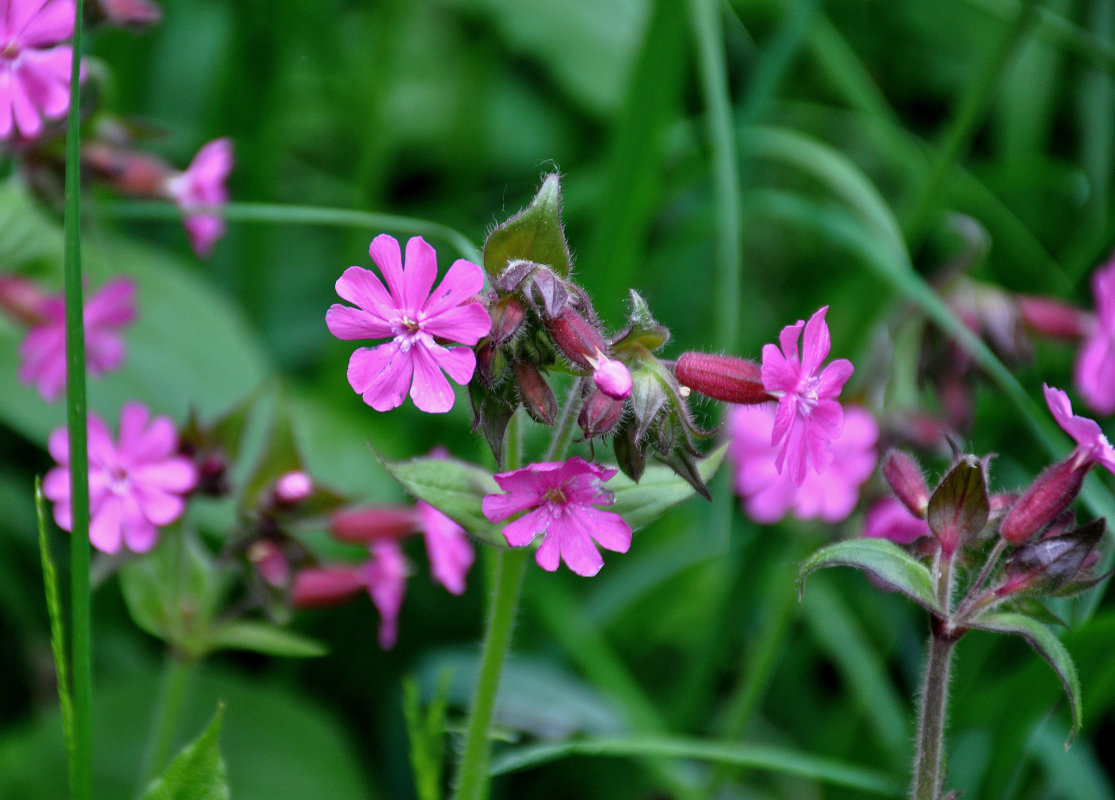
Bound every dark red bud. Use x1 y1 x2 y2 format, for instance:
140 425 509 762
83 143 172 197
1018 296 1088 340
999 519 1104 596
1000 457 1086 545
882 449 930 518
291 565 366 608
673 352 772 404
248 540 291 588
513 359 557 425
545 308 606 368
330 507 419 543
489 295 526 345
579 388 626 439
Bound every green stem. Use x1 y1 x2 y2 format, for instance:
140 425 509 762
451 548 529 800
910 632 958 800
94 200 482 264
543 379 586 462
63 3 92 799
137 653 196 794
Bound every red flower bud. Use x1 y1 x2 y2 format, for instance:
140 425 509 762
512 359 557 425
1000 456 1086 545
248 540 291 588
92 0 163 27
330 507 419 543
0 275 50 326
579 388 626 439
545 308 606 368
1018 296 1088 340
882 449 930 518
488 295 526 345
673 352 772 404
83 143 173 197
291 565 366 608
273 470 313 506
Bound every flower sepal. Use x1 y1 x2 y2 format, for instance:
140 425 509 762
482 173 572 279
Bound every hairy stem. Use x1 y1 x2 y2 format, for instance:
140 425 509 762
911 632 958 800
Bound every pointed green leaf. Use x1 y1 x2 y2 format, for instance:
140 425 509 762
482 174 571 278
35 480 73 777
607 443 726 529
141 706 230 800
966 611 1082 744
798 539 941 615
611 290 671 354
379 454 505 547
208 621 327 658
403 672 452 800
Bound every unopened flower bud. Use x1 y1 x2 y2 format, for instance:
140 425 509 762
882 449 930 518
291 565 366 608
0 275 50 326
999 519 1104 596
90 0 163 27
1000 456 1086 545
613 422 647 482
330 506 418 543
1018 296 1088 340
926 456 989 557
545 308 606 369
591 356 632 400
674 352 772 404
249 539 291 587
488 295 526 345
512 359 557 425
273 470 313 506
579 388 626 439
83 143 172 197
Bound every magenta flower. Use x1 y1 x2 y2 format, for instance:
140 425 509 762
326 234 492 413
482 457 631 577
729 403 878 524
17 277 136 402
163 138 233 258
361 540 409 650
0 0 75 140
863 496 931 545
761 306 854 485
1076 259 1115 416
42 402 198 555
1044 384 1115 473
415 500 474 595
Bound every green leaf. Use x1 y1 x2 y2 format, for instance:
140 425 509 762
926 456 989 553
607 442 727 529
141 706 229 800
403 672 452 800
379 453 505 547
967 611 1082 744
482 173 572 278
797 539 942 615
208 621 327 658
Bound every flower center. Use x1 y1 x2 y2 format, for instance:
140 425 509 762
107 465 131 495
544 486 568 516
394 314 430 352
796 375 821 415
1 41 20 60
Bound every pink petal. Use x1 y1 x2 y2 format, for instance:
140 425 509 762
760 343 799 394
422 258 486 318
134 485 186 526
334 265 396 322
431 343 476 386
16 0 73 45
800 306 831 377
534 530 561 572
408 344 455 413
89 497 124 554
368 235 406 307
500 507 550 547
554 516 604 577
326 304 394 341
347 342 413 412
0 73 14 137
363 541 408 650
777 319 803 364
816 358 854 399
1075 334 1115 416
417 501 473 595
776 421 808 486
122 514 159 553
580 507 630 554
8 68 42 140
482 490 539 523
401 236 438 316
770 397 796 448
422 301 491 345
132 458 197 493
84 278 136 328
47 425 70 464
42 465 71 503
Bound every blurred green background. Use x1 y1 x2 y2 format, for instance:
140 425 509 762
3 0 1115 797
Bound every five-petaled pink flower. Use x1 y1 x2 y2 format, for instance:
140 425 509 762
43 402 198 555
761 306 854 486
1076 259 1115 416
163 138 233 258
17 277 136 402
482 457 631 577
729 403 878 524
0 0 76 140
1044 384 1115 474
326 234 492 413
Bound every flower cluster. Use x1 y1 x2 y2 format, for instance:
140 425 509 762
0 0 76 141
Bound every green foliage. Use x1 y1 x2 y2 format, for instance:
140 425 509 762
798 538 942 615
141 706 230 800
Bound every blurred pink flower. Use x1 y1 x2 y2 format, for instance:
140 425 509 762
17 277 136 402
164 138 233 258
1076 259 1115 416
1044 384 1115 473
415 500 473 595
729 403 878 524
482 457 631 577
761 306 854 485
42 402 197 554
326 234 491 413
863 496 931 545
361 540 408 650
0 0 75 140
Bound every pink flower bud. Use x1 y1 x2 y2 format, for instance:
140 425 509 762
488 295 526 345
579 388 626 439
330 507 419 543
545 308 606 368
513 359 557 424
1000 457 1086 545
83 143 173 197
882 449 929 518
0 275 50 326
291 565 366 608
94 0 164 28
674 352 772 404
248 540 291 587
1018 295 1088 340
274 470 313 506
592 357 632 400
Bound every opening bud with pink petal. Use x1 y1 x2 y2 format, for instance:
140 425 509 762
675 352 772 405
882 449 930 518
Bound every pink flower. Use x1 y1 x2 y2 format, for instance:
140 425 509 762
1076 259 1115 415
728 403 878 524
0 0 75 140
761 306 854 485
17 277 136 402
163 138 233 258
590 355 632 400
361 540 408 650
863 496 931 545
1044 384 1115 474
326 234 492 413
42 402 198 554
415 500 474 595
481 457 631 577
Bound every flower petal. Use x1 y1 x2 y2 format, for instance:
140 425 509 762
422 258 486 318
89 497 124 554
347 342 413 412
500 507 550 547
422 302 491 345
800 306 831 376
408 343 455 413
334 265 396 322
402 236 439 316
368 234 406 306
326 303 394 341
